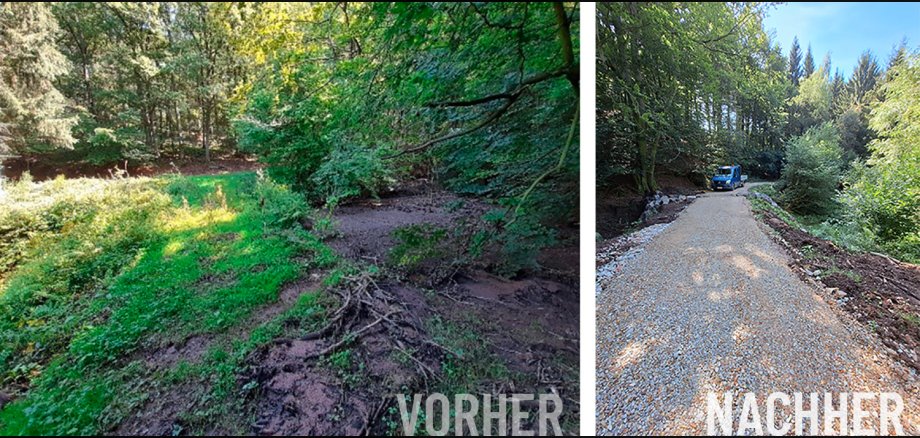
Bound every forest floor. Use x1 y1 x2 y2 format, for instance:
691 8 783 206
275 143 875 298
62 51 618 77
236 184 581 435
0 166 579 435
596 184 919 435
1 155 260 181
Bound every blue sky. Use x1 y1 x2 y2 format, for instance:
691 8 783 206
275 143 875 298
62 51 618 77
763 2 920 78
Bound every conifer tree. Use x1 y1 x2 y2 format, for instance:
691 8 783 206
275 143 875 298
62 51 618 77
0 3 75 153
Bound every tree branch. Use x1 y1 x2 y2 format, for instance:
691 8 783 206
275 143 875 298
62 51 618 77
384 95 519 159
508 102 578 223
425 68 569 108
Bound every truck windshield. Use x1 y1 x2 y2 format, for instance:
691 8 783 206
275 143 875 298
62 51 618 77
717 168 732 175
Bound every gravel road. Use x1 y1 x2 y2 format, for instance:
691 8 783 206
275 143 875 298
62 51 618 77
596 184 920 435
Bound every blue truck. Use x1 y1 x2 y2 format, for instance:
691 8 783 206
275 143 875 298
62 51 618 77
711 165 747 191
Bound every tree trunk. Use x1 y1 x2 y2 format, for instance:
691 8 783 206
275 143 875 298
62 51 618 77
201 105 211 162
553 2 578 91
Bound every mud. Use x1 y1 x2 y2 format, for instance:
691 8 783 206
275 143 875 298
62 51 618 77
244 339 382 436
241 183 580 435
325 183 492 264
760 211 920 371
114 277 327 435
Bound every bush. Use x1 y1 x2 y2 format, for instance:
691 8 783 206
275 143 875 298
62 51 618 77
842 161 919 243
839 57 920 262
310 144 396 207
473 209 556 278
253 171 311 227
778 122 843 215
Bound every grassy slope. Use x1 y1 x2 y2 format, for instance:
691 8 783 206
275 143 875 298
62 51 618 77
0 171 565 435
0 172 336 434
748 183 890 259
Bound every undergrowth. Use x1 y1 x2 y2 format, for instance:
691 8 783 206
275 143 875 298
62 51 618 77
0 171 336 434
749 183 892 259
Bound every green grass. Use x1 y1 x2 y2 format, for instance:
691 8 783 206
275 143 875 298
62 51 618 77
749 183 882 257
0 171 336 434
427 314 510 396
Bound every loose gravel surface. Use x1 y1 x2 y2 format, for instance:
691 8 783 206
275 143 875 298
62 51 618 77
596 184 920 435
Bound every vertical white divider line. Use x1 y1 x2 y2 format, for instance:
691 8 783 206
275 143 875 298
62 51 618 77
578 2 597 436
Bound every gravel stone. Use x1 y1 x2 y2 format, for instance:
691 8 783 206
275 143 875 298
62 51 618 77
596 184 920 435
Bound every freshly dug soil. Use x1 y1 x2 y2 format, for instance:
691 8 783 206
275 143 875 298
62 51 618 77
760 211 920 371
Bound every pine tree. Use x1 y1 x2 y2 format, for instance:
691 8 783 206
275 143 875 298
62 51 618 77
788 36 803 86
803 44 815 78
0 3 75 154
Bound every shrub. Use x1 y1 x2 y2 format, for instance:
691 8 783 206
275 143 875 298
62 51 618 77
778 122 843 215
310 144 396 207
253 171 311 227
842 161 919 243
389 224 449 270
839 56 920 262
473 209 556 278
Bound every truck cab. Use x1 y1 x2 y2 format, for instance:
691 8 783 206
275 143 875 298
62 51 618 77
711 165 746 191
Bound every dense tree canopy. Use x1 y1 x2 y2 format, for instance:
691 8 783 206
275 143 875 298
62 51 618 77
232 2 579 219
597 2 918 262
0 3 75 154
598 2 787 190
0 2 579 228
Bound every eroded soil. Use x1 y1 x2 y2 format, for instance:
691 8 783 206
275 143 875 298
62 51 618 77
226 185 578 435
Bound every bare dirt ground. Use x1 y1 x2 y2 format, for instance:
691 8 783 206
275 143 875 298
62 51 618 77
596 184 920 435
106 180 578 435
240 185 580 435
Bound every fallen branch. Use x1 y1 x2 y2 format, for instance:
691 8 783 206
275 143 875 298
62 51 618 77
305 310 399 360
385 96 518 159
424 69 569 108
387 68 574 159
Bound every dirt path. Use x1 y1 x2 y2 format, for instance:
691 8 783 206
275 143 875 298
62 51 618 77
596 184 920 435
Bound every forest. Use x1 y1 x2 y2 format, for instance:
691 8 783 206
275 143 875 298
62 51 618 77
597 2 919 263
1 2 578 222
0 2 579 435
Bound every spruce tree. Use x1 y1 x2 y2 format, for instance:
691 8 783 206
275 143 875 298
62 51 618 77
803 44 815 78
848 50 881 108
788 36 803 86
0 3 75 154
